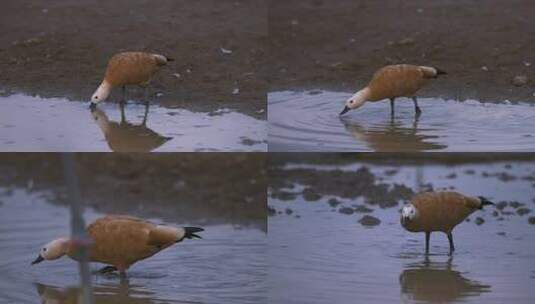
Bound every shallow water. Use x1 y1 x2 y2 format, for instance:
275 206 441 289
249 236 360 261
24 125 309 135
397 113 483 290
268 90 535 151
269 160 535 304
0 94 266 152
0 188 266 304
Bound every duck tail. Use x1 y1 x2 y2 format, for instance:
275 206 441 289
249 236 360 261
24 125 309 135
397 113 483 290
184 227 204 239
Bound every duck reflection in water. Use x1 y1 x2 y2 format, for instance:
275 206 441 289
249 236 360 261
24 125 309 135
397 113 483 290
90 102 172 152
399 256 491 303
35 280 158 304
341 115 447 152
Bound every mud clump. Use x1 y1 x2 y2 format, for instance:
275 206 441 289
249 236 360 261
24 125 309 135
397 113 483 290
528 217 535 225
302 187 322 201
354 205 373 213
271 190 297 201
475 217 485 225
509 201 525 208
338 207 354 215
268 206 276 216
496 201 508 210
517 208 531 216
328 198 342 207
358 215 381 227
285 208 294 215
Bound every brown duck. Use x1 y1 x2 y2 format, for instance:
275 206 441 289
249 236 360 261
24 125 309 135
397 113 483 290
340 64 446 116
31 215 203 275
401 191 493 254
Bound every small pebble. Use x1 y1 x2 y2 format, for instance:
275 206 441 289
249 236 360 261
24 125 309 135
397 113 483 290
475 217 485 225
528 217 535 225
512 75 528 87
220 47 233 54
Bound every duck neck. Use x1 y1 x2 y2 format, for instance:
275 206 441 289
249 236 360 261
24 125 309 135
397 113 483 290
352 88 370 108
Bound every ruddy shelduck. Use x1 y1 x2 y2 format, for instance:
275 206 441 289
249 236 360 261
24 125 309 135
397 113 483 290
401 192 493 255
90 52 174 108
340 64 446 116
31 215 203 275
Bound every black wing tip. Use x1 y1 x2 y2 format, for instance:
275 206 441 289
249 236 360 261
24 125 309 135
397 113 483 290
184 227 204 239
478 196 495 208
434 67 447 75
166 57 175 62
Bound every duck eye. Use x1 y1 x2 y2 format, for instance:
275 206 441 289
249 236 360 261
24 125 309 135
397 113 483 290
43 248 47 252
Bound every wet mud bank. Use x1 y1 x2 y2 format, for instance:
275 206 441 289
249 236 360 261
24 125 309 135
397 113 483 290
0 153 267 229
0 0 267 119
269 1 535 103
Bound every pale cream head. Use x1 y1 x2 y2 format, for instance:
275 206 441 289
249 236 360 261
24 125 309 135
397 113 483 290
401 204 418 225
91 82 112 104
32 238 69 265
345 89 369 110
340 88 370 115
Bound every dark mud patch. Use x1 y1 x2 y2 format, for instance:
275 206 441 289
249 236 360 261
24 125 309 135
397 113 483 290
0 154 266 229
358 215 381 227
269 166 414 206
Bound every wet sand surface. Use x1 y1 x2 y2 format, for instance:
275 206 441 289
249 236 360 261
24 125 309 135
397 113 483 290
268 91 535 152
0 0 266 119
268 156 535 304
0 154 266 303
269 1 535 103
0 94 266 152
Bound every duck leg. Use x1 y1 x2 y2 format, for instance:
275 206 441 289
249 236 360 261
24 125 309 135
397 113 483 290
425 231 430 254
412 97 422 115
96 265 117 274
389 98 395 116
142 102 149 126
447 232 455 255
122 85 127 101
120 100 126 124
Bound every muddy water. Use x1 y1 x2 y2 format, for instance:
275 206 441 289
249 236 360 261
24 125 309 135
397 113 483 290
269 160 535 304
268 91 535 152
0 94 266 152
0 189 266 304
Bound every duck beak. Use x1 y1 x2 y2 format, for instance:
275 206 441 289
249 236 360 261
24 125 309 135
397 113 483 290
31 255 44 265
339 106 350 116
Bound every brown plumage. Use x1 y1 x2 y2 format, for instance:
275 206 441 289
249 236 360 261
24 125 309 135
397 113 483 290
32 215 203 275
340 64 446 116
401 191 494 254
90 52 173 106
